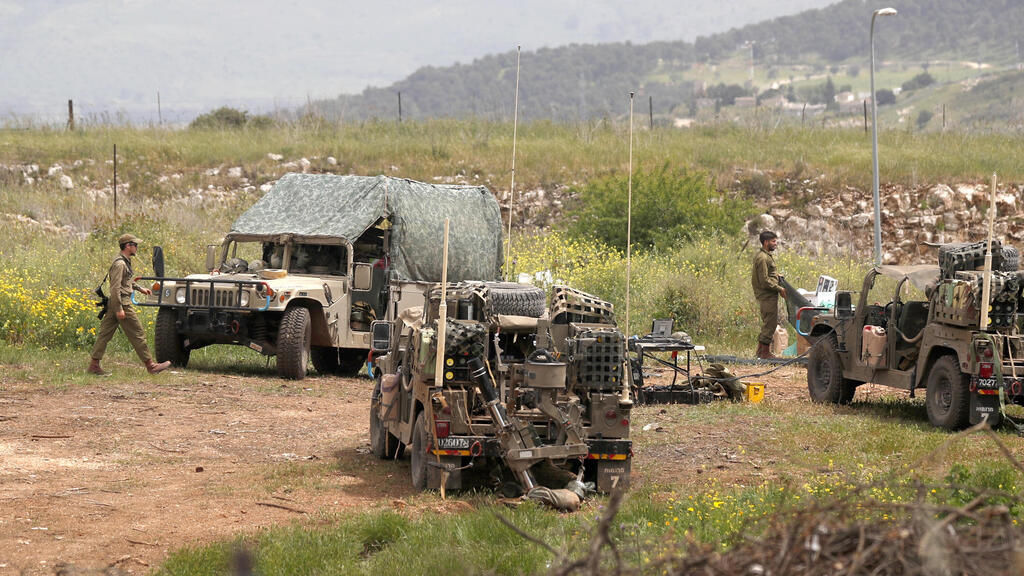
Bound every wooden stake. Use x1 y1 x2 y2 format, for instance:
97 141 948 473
67 99 75 131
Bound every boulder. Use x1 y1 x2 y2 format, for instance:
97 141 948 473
267 153 284 162
929 184 956 210
851 213 871 228
60 174 73 190
227 166 243 178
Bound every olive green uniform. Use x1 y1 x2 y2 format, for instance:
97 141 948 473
91 255 154 363
751 248 783 346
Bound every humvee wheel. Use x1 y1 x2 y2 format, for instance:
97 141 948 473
311 346 339 374
278 306 311 380
807 334 856 404
483 282 546 318
155 307 190 367
370 379 404 459
926 355 970 430
410 412 429 490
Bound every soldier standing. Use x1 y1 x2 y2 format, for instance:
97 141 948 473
87 234 172 375
751 230 786 359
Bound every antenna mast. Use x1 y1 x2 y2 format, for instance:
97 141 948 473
504 46 521 280
625 92 634 336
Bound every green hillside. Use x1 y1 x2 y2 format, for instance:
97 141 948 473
308 0 1024 125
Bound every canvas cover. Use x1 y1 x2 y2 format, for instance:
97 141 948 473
229 174 503 282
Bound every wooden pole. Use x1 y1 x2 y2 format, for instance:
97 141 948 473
433 218 450 498
67 99 75 131
112 144 119 220
398 92 402 123
625 92 634 340
157 92 162 125
863 100 868 133
648 96 653 129
980 173 997 331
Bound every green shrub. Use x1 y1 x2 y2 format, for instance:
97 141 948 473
189 106 275 130
564 163 757 252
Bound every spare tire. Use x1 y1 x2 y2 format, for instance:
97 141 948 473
483 282 546 318
1001 245 1019 271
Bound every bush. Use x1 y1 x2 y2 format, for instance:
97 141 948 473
564 163 756 252
189 107 274 130
916 110 934 130
901 72 936 92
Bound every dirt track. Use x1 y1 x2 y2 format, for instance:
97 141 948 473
0 362 811 574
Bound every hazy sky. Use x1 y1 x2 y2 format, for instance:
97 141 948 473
0 0 835 122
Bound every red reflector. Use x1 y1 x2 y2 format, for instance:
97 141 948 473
984 348 993 358
980 363 993 378
151 282 161 292
605 410 617 419
434 420 450 439
978 389 999 396
621 419 629 427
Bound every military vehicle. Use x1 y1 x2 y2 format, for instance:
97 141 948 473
137 174 503 379
799 241 1024 430
369 282 633 501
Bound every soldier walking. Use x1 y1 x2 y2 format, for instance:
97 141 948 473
87 234 171 375
751 230 786 359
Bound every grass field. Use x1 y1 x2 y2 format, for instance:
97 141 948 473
3 121 1024 572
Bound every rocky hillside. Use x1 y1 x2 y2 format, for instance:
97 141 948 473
4 155 1022 267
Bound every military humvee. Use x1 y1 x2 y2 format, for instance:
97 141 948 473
369 282 633 499
801 241 1024 430
137 174 504 379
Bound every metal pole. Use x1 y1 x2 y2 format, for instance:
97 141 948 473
863 100 868 133
398 92 402 123
503 46 521 280
870 7 897 266
649 96 653 129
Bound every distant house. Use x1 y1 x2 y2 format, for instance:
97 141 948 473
759 95 786 108
834 91 856 103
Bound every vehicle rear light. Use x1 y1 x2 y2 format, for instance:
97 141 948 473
605 410 617 419
979 362 993 378
434 420 450 438
621 418 629 427
983 348 993 358
151 281 161 292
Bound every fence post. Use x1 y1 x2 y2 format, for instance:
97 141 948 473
67 99 75 131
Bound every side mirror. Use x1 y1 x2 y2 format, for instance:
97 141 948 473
206 245 219 273
370 320 392 353
353 263 373 291
152 245 165 278
836 292 854 320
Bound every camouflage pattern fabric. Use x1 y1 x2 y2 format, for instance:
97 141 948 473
230 174 503 282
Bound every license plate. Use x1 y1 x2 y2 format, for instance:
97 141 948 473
975 377 997 389
437 437 469 450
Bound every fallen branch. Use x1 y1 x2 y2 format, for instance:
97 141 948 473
255 501 307 514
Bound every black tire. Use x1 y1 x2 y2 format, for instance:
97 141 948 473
807 334 856 404
277 306 311 380
484 281 546 318
154 307 190 367
925 355 970 430
311 345 340 375
370 379 404 459
339 349 367 376
410 411 429 490
1001 245 1019 271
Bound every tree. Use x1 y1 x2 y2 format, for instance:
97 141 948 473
916 110 934 130
875 89 896 106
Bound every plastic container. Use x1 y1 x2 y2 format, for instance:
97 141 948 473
862 325 887 368
745 382 765 403
771 326 788 357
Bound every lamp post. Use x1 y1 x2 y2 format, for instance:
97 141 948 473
870 7 897 265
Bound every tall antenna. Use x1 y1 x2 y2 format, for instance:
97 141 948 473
504 45 522 280
625 92 635 336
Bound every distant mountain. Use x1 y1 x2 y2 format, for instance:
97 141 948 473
310 0 1024 122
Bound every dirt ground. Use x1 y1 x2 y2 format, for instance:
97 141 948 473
0 360 814 575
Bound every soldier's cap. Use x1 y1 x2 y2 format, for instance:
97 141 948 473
118 233 141 246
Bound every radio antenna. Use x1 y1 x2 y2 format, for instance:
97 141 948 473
625 92 635 336
504 45 521 280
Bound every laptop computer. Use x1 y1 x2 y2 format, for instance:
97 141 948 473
651 318 674 338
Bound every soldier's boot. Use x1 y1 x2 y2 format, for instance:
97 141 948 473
756 343 777 360
87 358 108 375
146 360 171 374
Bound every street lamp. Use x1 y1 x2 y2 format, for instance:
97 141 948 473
870 7 897 265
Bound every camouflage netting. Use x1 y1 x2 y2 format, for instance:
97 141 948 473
229 174 503 282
